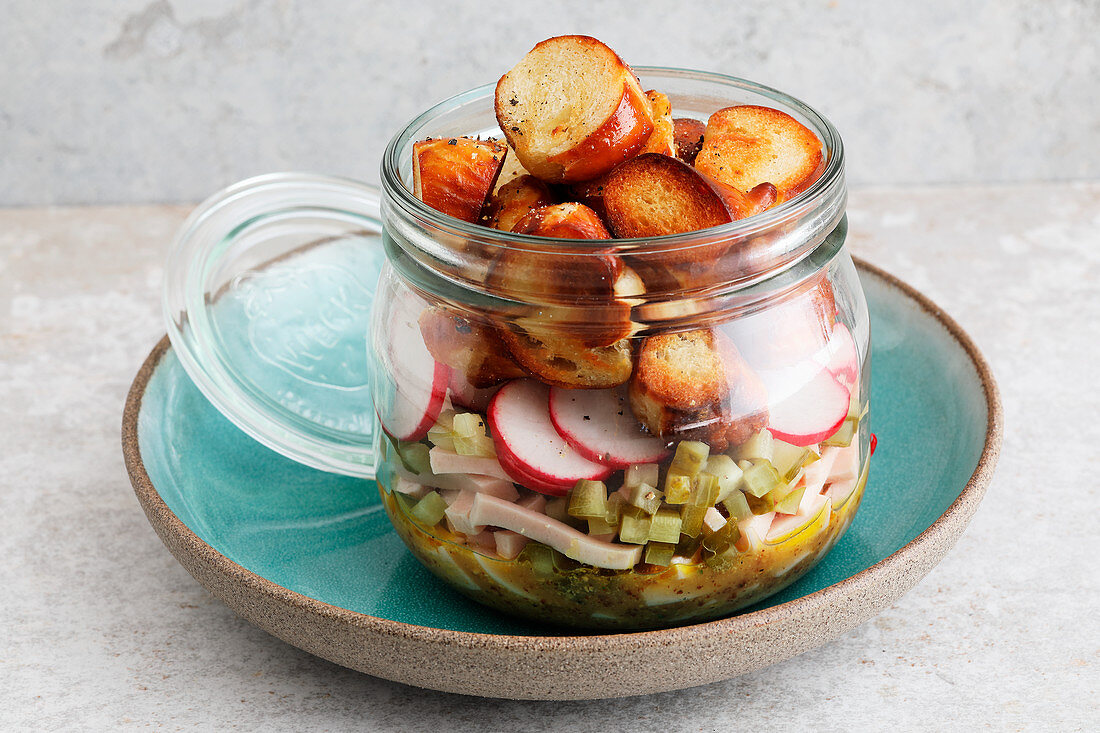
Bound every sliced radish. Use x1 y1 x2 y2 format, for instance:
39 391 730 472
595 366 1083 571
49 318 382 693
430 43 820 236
487 380 613 496
377 290 449 441
548 386 670 468
815 322 859 388
448 370 500 413
762 366 850 447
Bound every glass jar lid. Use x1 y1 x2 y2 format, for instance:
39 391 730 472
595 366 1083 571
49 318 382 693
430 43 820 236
163 173 386 478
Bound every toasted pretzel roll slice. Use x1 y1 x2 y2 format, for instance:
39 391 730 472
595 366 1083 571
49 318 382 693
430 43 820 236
694 105 824 202
495 35 653 184
512 202 612 239
484 175 557 233
412 137 507 223
602 153 735 237
673 118 706 164
629 329 768 451
418 307 526 388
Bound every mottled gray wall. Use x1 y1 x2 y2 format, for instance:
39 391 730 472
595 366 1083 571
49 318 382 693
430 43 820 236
1 0 1097 206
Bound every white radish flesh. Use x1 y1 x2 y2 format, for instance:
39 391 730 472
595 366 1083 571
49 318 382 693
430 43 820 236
763 366 850 447
488 380 612 496
548 386 670 468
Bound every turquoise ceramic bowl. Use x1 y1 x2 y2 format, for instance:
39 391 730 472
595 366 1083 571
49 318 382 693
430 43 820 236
124 260 1001 699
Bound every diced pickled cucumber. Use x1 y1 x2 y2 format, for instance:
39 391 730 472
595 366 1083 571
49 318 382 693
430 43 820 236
772 440 812 483
669 441 710 477
702 517 742 554
734 430 774 463
775 486 806 515
824 417 858 447
587 516 616 537
663 474 692 504
409 490 448 525
704 454 744 502
627 483 663 515
624 463 660 489
679 504 708 538
689 473 720 507
396 441 432 475
704 546 740 571
604 492 624 525
746 482 795 515
522 543 555 577
742 461 782 497
676 533 703 560
649 507 683 543
451 412 483 438
427 410 457 450
568 479 608 520
453 434 496 457
619 508 651 545
644 541 676 567
721 490 752 522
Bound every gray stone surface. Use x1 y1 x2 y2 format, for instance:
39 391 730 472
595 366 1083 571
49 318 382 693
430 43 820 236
2 1 1099 206
2 183 1098 729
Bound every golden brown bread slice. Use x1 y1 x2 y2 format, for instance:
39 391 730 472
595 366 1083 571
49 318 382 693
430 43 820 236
602 153 736 238
418 307 526 388
511 202 611 239
495 35 654 183
483 175 557 233
412 137 507 222
491 145 532 194
497 323 634 389
672 118 706 164
694 105 824 202
629 329 768 450
640 90 676 157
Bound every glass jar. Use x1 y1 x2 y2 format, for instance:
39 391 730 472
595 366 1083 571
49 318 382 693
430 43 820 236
372 68 868 630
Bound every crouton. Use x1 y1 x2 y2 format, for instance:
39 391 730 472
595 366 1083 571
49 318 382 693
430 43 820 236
672 118 706 164
483 175 557 233
412 137 507 223
495 35 654 183
694 105 824 202
418 307 526 388
629 329 768 450
640 90 676 157
511 202 611 239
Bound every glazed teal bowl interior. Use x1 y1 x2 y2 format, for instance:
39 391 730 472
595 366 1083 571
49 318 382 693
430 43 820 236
136 266 989 635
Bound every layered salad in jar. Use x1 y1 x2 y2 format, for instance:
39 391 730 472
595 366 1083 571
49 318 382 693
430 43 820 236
373 35 870 629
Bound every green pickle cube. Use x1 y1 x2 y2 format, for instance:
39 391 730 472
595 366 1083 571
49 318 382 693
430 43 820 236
624 463 660 489
604 492 625 525
648 507 683 543
644 541 677 567
396 441 431 475
702 517 742 554
409 490 448 526
721 490 752 522
689 473 720 507
735 430 774 463
522 543 555 577
627 483 663 515
669 441 710 477
824 417 858 447
679 504 708 538
618 507 651 545
704 454 744 501
775 486 807 515
663 474 692 504
568 480 608 520
741 461 782 497
771 439 812 483
587 516 616 536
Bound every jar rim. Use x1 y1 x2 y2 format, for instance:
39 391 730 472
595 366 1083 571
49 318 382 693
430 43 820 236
380 65 845 255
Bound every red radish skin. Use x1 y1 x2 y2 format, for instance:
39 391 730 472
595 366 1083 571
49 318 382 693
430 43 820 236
764 367 850 447
488 380 613 496
548 386 670 468
377 292 450 442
